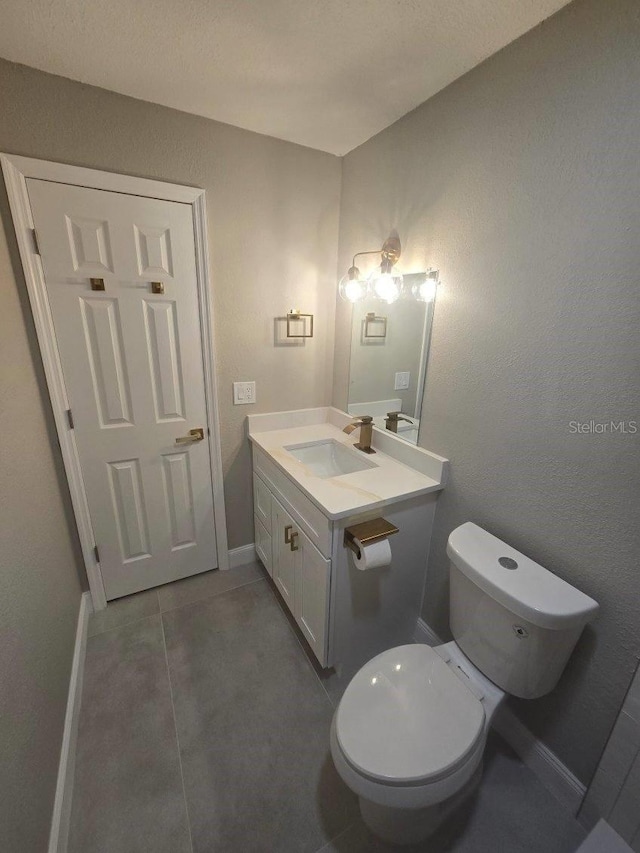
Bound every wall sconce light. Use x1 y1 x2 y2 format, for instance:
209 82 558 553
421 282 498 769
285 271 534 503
338 237 440 306
338 236 402 304
367 236 403 304
412 268 439 303
338 265 367 303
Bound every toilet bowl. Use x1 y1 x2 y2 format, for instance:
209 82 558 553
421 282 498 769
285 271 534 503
330 641 504 845
330 522 599 846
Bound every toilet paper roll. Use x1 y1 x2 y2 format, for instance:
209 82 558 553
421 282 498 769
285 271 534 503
350 536 392 571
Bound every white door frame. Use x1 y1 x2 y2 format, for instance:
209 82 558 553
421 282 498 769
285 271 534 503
1 153 229 611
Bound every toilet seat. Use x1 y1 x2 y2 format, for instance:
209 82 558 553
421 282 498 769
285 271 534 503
335 644 485 787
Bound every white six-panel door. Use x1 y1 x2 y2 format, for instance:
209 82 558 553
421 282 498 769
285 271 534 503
27 179 218 599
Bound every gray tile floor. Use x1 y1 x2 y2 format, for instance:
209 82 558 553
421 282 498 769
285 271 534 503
69 563 586 853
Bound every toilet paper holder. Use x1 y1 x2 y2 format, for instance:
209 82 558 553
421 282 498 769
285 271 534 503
344 518 399 559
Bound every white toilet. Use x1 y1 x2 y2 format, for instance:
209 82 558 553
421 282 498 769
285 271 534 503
330 522 599 846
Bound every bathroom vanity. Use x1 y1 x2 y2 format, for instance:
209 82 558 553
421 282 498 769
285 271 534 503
248 407 448 676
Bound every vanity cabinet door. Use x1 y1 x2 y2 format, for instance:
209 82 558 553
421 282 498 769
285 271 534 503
271 498 296 615
268 493 330 667
254 516 272 577
253 473 272 531
294 529 330 666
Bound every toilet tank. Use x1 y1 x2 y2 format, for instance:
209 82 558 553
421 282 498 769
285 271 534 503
446 523 599 699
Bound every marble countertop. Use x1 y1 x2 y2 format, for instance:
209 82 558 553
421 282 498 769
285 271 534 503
247 408 447 520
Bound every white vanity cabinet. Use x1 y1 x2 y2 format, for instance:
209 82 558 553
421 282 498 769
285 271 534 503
253 448 331 665
249 408 448 677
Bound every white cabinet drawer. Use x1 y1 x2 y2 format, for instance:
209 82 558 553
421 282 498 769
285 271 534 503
252 446 332 558
254 514 272 577
253 472 272 531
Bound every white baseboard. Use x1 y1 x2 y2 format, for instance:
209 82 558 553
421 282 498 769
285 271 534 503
48 591 92 853
413 616 442 647
228 543 256 569
493 706 586 814
413 617 586 815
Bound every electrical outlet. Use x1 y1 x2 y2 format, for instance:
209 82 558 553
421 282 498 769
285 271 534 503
233 381 256 405
394 371 410 391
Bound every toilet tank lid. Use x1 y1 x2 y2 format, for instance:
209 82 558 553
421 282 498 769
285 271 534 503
446 523 599 630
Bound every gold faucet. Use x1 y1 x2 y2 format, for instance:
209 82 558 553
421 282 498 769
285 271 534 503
384 411 413 434
343 415 376 454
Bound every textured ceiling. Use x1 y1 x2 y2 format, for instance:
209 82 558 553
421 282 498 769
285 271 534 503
0 0 571 154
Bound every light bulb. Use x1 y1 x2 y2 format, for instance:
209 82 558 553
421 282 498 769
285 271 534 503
413 271 438 303
369 270 402 304
338 266 367 303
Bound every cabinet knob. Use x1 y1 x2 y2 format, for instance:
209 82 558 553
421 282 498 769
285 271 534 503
284 525 293 544
290 531 299 552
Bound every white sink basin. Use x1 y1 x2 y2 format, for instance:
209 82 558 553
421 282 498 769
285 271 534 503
284 439 378 478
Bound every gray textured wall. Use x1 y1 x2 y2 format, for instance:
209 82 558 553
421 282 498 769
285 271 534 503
0 58 340 850
0 202 84 848
335 0 640 784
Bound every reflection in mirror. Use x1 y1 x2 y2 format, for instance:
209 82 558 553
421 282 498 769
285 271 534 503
347 272 436 445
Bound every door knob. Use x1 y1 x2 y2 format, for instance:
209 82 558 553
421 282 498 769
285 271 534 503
175 428 205 445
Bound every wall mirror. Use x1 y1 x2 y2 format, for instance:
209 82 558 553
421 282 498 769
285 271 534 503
347 272 436 445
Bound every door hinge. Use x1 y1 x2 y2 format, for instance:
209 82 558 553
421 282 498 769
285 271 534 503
66 408 74 429
94 545 100 563
31 228 40 254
